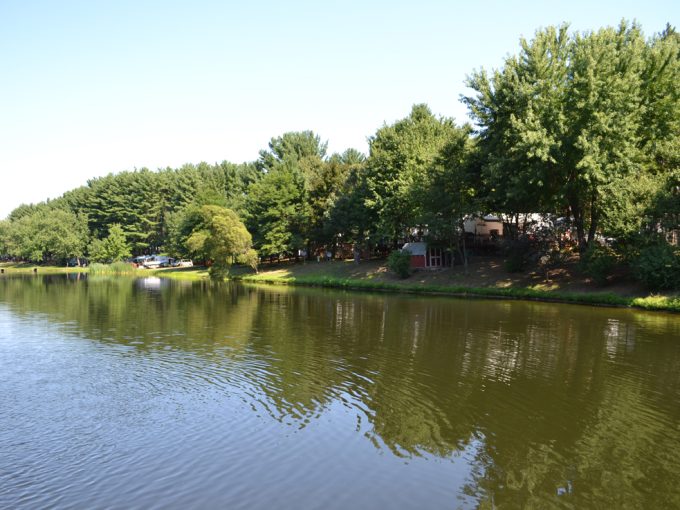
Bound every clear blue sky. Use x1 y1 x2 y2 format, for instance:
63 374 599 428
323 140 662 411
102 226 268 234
0 0 677 218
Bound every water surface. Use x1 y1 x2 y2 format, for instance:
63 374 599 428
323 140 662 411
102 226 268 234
1 275 679 509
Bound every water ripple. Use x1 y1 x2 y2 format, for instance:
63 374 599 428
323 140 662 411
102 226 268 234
1 280 680 509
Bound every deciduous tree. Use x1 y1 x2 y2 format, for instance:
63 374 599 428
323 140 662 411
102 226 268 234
88 224 132 263
183 205 257 276
366 104 461 244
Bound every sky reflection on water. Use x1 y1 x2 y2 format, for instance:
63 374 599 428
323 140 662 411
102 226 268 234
1 275 679 509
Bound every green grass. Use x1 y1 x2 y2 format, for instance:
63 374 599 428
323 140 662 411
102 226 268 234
631 294 680 311
146 266 210 281
0 262 87 274
233 273 680 313
4 260 676 313
89 262 138 275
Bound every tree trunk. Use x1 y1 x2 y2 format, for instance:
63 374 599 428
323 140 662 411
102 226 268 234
458 218 468 274
569 198 587 254
587 195 599 248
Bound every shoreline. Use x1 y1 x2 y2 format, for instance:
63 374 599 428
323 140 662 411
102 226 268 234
2 261 678 313
231 273 679 313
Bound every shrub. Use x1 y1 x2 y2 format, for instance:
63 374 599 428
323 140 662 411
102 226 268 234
503 237 531 273
633 243 680 291
237 249 259 273
387 250 412 279
208 264 230 281
581 244 618 286
89 261 136 276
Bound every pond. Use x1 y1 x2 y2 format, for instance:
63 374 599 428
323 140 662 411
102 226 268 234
1 275 679 509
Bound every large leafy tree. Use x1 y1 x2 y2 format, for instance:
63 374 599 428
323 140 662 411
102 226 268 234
0 220 10 255
256 131 338 252
244 160 310 257
1 205 88 263
567 23 648 247
421 125 478 268
464 25 572 224
639 25 680 175
307 150 366 247
642 168 680 240
324 150 375 248
84 169 164 253
88 224 132 263
257 131 328 172
183 205 257 275
464 22 678 251
365 104 462 244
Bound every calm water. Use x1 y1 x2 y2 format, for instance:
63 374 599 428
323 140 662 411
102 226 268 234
1 275 679 509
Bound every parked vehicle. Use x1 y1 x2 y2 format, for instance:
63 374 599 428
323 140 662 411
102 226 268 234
142 255 172 269
171 259 193 267
131 255 152 267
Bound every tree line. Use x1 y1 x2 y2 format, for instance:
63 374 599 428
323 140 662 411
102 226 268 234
1 21 678 286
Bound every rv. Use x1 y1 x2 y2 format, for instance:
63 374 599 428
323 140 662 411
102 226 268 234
141 255 172 269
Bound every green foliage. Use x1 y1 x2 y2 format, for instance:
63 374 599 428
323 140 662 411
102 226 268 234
633 242 680 290
599 172 666 238
254 131 363 253
324 158 375 247
581 244 618 286
85 262 108 274
84 169 163 253
165 205 204 258
366 104 461 241
258 131 328 171
58 161 262 258
6 203 38 222
464 21 679 251
643 168 680 239
88 224 132 263
2 20 678 284
245 161 310 257
0 205 88 263
89 261 136 275
237 273 680 312
237 249 259 273
305 152 355 245
0 220 11 255
387 250 412 278
503 238 531 273
182 205 256 275
208 264 230 281
639 25 680 173
421 125 477 253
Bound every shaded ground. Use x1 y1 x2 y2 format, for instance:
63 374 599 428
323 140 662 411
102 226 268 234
239 255 653 298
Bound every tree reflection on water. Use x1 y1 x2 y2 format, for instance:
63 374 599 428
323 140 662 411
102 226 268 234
2 275 679 508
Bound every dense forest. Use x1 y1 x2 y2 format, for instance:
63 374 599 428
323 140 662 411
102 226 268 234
1 22 678 288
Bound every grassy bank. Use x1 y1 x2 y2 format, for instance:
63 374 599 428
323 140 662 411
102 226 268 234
89 262 138 275
146 266 210 280
56 263 209 279
0 262 88 274
223 259 680 313
0 262 206 279
236 272 679 312
3 259 677 312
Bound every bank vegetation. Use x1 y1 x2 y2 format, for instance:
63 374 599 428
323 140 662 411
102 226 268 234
0 21 677 296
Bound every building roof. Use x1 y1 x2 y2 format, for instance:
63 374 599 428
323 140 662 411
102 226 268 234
482 214 502 222
401 242 427 256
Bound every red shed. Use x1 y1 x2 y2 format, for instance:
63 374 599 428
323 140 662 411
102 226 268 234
402 242 447 269
402 242 427 268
